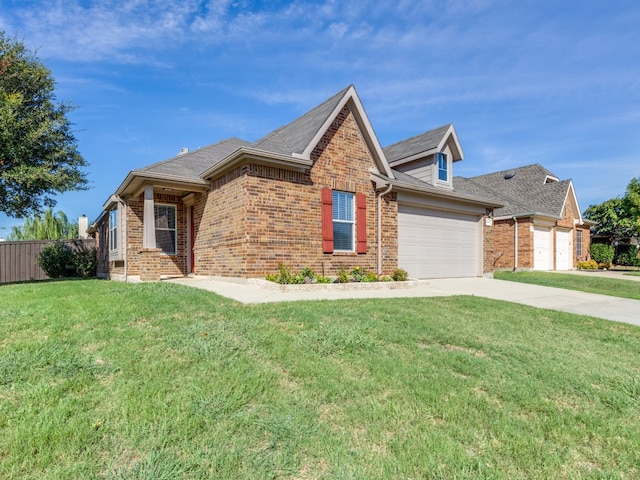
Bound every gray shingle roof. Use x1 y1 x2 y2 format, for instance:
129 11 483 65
252 86 352 156
383 124 451 164
139 137 252 179
391 169 502 206
457 164 571 218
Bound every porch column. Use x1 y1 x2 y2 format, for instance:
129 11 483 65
143 185 156 248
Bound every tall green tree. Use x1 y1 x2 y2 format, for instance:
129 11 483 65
7 208 78 240
584 176 640 243
625 177 640 234
0 32 88 218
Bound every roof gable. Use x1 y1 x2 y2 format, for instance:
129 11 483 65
253 85 393 178
383 124 464 167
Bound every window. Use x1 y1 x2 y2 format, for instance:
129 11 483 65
437 152 448 182
109 208 118 251
321 188 367 254
155 204 177 255
576 230 582 258
332 191 355 251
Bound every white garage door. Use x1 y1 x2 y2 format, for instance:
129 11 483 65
398 205 480 279
533 227 552 270
555 230 571 271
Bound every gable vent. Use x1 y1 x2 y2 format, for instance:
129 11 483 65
504 170 516 179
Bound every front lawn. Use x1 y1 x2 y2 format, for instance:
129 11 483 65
495 270 640 301
1 280 639 479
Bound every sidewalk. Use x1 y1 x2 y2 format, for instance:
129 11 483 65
164 275 640 327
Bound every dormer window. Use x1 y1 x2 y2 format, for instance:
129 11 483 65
437 152 448 182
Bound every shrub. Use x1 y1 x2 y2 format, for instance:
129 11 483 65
73 246 97 279
37 242 76 278
335 265 350 283
614 244 640 267
37 241 98 279
590 243 614 265
392 268 409 282
275 263 293 284
293 267 317 284
364 271 379 282
577 259 598 270
350 266 378 282
265 264 332 284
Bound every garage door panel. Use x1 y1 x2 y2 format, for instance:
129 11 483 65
398 205 480 279
534 227 552 271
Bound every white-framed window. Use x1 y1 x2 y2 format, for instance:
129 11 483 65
437 152 448 182
109 207 118 251
155 204 177 255
576 230 582 257
332 191 355 251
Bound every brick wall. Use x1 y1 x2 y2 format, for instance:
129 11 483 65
193 169 248 277
483 216 495 275
492 217 535 270
192 104 398 278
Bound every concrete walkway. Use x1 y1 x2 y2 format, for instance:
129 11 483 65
164 273 640 327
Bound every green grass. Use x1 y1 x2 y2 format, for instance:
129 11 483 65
624 272 640 278
495 270 640 301
1 280 640 479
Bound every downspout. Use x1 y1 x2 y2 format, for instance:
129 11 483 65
377 184 393 275
513 216 518 271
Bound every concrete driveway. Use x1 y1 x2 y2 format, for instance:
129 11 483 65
165 273 640 327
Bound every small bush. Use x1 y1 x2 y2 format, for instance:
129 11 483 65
364 271 379 282
335 265 350 283
392 268 409 282
590 243 614 265
37 242 76 278
265 273 278 282
265 264 404 284
293 267 317 284
74 246 97 279
37 242 97 279
349 266 377 282
275 263 293 284
577 259 598 270
266 264 332 284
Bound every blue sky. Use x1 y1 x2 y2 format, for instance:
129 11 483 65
1 0 639 236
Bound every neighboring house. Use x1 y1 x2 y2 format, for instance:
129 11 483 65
91 84 502 281
455 164 592 271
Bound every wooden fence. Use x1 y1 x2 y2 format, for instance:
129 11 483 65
0 239 96 284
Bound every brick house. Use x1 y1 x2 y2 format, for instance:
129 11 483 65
91 85 503 281
455 164 592 271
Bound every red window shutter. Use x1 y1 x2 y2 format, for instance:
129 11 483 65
356 193 367 253
321 188 333 253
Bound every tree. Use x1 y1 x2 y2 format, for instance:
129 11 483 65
625 177 640 234
584 176 640 243
7 208 78 240
0 32 88 218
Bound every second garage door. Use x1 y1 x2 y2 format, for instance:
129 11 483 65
398 205 480 279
